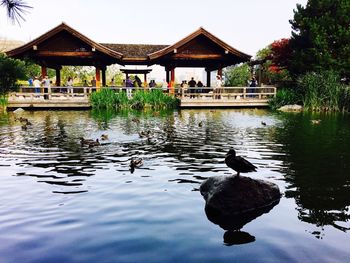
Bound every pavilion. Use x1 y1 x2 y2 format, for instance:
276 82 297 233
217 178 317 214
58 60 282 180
6 23 251 87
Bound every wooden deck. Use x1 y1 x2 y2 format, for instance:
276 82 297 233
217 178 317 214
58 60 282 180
7 86 276 109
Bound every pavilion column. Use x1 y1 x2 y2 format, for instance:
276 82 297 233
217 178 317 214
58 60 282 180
55 68 61 86
41 66 47 78
143 74 147 82
170 68 175 85
95 67 101 89
101 67 106 87
206 69 211 87
165 68 170 83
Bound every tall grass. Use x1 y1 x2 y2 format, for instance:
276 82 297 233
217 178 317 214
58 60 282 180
90 88 179 110
298 71 343 111
268 88 300 110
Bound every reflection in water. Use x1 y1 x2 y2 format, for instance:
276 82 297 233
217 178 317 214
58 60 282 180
272 112 350 235
205 198 280 245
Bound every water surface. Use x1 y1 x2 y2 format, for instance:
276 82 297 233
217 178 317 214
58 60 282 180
0 109 349 263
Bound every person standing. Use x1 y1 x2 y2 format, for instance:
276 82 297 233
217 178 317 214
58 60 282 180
42 75 50 99
162 79 168 93
67 76 73 94
188 77 196 98
126 76 133 99
33 77 41 94
214 75 223 99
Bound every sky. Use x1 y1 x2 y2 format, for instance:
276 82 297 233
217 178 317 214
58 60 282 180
0 0 307 82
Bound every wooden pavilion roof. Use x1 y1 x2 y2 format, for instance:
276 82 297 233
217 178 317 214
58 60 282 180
7 23 251 68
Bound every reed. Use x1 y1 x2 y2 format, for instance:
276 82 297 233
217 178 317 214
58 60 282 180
298 71 343 111
268 88 300 110
90 88 179 110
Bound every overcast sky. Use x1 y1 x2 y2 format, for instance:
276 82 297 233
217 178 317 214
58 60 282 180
0 0 307 57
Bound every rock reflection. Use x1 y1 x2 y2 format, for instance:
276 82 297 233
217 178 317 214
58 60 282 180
205 198 279 245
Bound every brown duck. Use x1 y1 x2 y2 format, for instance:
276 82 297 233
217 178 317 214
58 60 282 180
225 148 257 176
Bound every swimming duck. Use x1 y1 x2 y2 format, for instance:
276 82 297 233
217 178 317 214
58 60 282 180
80 138 100 147
101 134 109 140
130 157 143 173
311 119 321 125
225 148 257 176
261 121 267 126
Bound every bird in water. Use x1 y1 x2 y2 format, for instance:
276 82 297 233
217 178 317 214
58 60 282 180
225 148 257 176
101 134 109 140
311 119 321 125
130 157 143 173
261 121 267 126
80 137 100 147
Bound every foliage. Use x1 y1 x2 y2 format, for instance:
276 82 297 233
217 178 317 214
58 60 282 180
60 66 95 86
90 88 179 110
106 64 124 86
1 0 32 25
0 54 26 98
298 70 344 111
268 88 300 110
224 63 251 86
289 0 350 79
255 39 292 85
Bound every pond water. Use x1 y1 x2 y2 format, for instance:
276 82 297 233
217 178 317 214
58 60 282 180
0 108 349 263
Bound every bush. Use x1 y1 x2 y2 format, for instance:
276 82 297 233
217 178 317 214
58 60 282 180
0 54 26 98
298 71 343 111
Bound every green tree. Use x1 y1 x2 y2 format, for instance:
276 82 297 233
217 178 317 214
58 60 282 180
224 63 251 86
289 0 350 78
0 54 26 98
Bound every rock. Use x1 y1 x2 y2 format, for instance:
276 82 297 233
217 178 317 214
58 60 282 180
13 108 25 114
200 175 281 230
278 104 303 112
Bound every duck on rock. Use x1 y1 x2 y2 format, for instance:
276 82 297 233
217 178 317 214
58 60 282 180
225 148 257 176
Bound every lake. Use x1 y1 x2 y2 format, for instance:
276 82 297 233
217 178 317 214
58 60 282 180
0 108 349 263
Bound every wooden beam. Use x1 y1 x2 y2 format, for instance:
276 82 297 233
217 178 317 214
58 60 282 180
37 51 95 57
173 54 223 59
55 68 61 86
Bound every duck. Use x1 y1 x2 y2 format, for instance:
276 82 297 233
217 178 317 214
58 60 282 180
138 130 151 138
261 121 267 126
130 157 143 173
198 121 204 127
225 148 257 176
80 137 100 147
101 134 109 140
311 119 321 125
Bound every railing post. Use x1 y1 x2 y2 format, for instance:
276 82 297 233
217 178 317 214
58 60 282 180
48 86 52 100
243 87 246 99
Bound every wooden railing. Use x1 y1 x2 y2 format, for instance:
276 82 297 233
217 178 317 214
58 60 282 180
9 86 276 101
178 86 277 100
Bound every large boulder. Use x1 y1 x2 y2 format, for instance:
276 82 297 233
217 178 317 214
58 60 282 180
200 175 281 230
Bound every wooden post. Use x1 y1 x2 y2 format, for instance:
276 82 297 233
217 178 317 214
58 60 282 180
101 67 106 87
144 73 147 82
95 67 101 89
206 69 211 87
55 68 61 87
165 68 170 83
41 66 47 78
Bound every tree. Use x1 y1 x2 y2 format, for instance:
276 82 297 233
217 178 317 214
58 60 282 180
255 39 292 85
289 0 350 78
224 63 251 87
0 53 26 98
1 0 32 25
